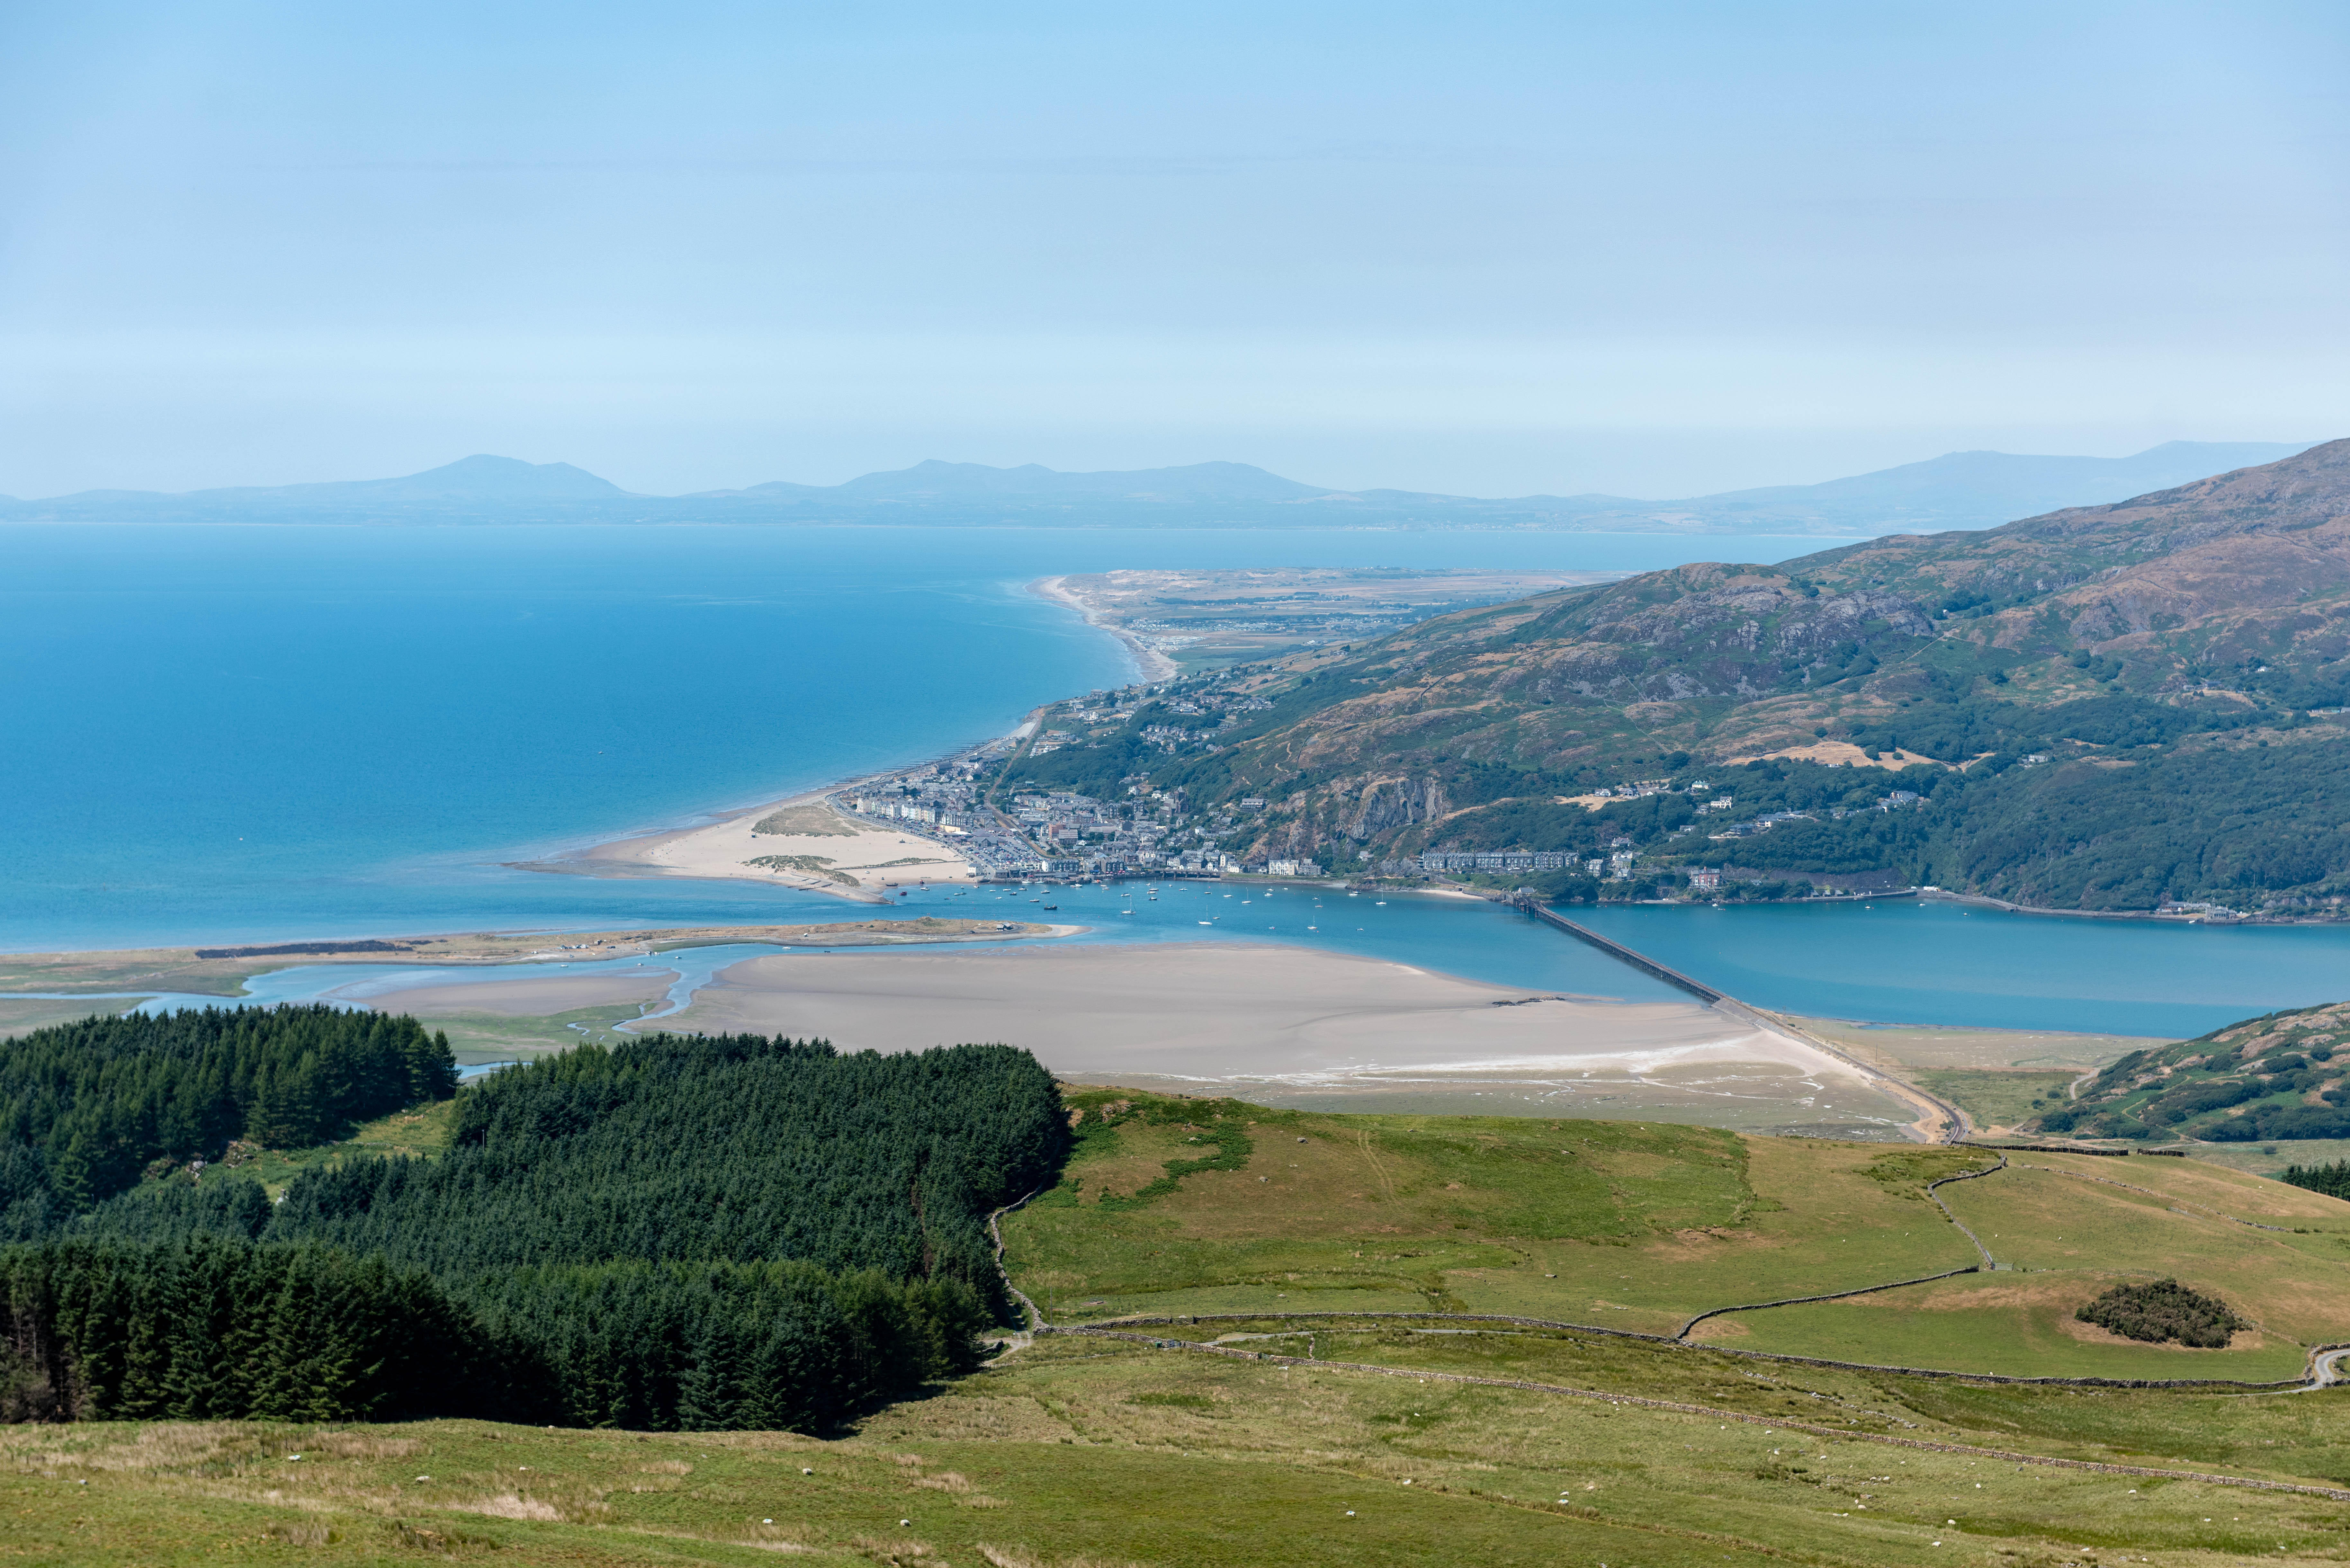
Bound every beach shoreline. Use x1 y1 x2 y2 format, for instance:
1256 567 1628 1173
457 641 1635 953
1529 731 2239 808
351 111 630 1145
1031 574 1179 682
508 785 983 899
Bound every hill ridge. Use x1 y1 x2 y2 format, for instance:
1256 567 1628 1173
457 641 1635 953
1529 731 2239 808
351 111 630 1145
4 440 2321 534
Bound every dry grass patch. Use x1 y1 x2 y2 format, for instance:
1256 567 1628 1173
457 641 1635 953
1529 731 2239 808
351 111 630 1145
754 803 860 837
978 1546 1151 1568
462 1490 564 1521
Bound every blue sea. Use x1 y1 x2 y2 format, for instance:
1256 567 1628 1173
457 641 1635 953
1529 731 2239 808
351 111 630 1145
9 521 2349 1039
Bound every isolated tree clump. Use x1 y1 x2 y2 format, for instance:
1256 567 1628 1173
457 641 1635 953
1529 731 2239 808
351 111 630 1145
2075 1278 2246 1348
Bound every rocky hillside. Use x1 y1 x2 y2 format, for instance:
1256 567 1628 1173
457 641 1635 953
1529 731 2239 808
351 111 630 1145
1052 440 2350 912
2035 1001 2350 1142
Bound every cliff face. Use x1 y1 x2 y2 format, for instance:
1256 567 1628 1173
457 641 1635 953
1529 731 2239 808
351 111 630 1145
1177 441 2350 906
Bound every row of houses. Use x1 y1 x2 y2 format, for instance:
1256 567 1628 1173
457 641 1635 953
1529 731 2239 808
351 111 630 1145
1413 851 1584 871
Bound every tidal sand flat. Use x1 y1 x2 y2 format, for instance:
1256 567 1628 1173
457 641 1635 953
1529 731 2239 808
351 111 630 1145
0 918 1055 999
668 942 1920 1134
524 793 973 899
350 968 679 1017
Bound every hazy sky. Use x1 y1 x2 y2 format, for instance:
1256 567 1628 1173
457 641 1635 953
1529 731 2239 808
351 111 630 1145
3 1 2345 498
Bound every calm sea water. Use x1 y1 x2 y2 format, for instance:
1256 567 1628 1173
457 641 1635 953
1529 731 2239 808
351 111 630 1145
8 521 2347 1040
1 523 1825 951
1573 901 2350 1039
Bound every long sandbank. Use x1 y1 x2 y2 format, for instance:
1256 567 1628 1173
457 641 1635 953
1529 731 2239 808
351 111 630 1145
659 942 1921 1135
510 790 974 899
0 918 1062 999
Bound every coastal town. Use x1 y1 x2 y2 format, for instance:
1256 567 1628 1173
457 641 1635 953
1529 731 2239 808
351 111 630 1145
824 700 1948 897
833 747 1311 881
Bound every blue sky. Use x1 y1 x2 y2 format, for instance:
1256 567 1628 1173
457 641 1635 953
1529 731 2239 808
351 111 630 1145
2 1 2344 497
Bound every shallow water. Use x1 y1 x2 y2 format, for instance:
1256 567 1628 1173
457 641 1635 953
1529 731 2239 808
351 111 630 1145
53 878 2346 1045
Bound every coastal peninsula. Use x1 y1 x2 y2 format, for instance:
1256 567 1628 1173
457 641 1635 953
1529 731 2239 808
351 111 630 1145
515 790 982 897
1035 565 1614 676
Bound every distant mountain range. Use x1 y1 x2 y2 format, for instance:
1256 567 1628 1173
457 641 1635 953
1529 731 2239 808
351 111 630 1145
0 441 2321 536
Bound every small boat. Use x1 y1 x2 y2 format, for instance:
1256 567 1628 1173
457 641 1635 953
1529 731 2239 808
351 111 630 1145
1119 909 1134 915
1042 904 1058 910
1198 920 1212 925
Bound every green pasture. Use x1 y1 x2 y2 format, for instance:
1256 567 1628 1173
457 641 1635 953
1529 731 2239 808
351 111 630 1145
1935 1160 2350 1342
1708 1273 2314 1382
1004 1087 2350 1377
1914 1068 2080 1130
13 1330 2350 1568
1006 1088 1993 1337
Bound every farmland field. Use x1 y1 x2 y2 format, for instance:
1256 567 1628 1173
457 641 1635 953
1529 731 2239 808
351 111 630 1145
1002 1088 2350 1379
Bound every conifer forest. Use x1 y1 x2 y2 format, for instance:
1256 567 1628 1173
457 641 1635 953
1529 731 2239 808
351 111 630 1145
0 1010 1068 1430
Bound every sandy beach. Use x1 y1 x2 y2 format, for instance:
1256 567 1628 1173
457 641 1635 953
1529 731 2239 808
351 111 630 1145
661 942 1922 1135
1032 575 1178 681
514 792 974 899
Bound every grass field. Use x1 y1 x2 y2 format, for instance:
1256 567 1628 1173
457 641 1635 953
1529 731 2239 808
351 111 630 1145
1005 1088 2005 1337
1914 1069 2082 1132
1790 1015 2153 1072
12 1328 2350 1567
2185 1135 2350 1179
19 1085 2350 1564
1002 1087 2350 1378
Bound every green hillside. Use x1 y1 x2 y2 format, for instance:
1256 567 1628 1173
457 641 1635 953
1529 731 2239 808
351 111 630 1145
9 1017 2350 1565
1002 439 2350 912
15 1080 2350 1566
1001 1085 2350 1382
2035 999 2350 1141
